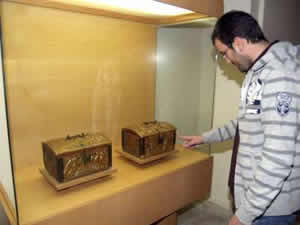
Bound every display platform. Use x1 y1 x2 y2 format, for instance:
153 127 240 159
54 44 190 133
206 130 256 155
11 145 212 225
40 167 118 191
117 148 178 165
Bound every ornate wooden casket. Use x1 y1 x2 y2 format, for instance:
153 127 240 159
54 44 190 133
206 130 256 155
42 133 112 183
122 121 176 159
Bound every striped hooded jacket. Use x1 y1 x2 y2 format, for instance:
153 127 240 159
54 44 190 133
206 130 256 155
202 41 300 225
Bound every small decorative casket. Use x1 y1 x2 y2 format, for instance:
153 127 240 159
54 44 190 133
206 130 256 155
122 121 176 159
42 133 112 183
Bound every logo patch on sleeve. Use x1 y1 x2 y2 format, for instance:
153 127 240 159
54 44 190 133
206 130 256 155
247 78 263 105
276 92 292 116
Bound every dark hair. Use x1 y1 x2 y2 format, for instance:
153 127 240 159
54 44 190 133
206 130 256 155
211 10 267 47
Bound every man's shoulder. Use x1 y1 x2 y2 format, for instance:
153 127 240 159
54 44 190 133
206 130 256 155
264 41 300 75
268 41 300 63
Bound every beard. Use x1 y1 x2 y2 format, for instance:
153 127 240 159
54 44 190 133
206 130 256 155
236 63 249 73
233 54 252 73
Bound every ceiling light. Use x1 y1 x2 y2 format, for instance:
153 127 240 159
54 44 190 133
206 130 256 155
84 0 193 16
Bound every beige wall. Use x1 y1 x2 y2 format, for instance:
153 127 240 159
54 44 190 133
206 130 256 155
209 61 242 209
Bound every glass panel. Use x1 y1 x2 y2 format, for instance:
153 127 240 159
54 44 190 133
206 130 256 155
156 20 217 154
0 22 18 223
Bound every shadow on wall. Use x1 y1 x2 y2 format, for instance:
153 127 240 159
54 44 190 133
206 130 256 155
218 56 244 87
210 53 245 154
209 48 244 87
210 140 234 154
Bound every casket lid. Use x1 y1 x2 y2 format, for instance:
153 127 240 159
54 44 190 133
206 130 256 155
43 132 111 155
123 121 176 137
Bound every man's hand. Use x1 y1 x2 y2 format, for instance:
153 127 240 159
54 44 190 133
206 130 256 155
178 136 204 148
229 215 244 225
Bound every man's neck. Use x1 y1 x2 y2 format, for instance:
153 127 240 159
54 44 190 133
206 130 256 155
248 41 270 63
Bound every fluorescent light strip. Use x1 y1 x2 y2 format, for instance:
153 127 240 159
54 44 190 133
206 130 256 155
84 0 193 16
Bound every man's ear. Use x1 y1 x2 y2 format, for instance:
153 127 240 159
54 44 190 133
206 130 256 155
232 37 245 53
233 44 241 53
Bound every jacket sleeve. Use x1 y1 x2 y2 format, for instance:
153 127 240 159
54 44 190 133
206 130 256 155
236 69 298 225
202 120 237 144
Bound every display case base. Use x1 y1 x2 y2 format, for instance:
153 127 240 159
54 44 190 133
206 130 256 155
117 148 178 165
40 167 117 191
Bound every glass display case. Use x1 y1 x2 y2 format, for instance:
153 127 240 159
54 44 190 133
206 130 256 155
0 1 219 225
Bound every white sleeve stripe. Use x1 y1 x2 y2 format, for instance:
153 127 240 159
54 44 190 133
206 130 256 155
262 152 293 168
257 165 287 179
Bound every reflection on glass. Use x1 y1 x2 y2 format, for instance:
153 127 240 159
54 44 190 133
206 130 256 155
155 19 217 154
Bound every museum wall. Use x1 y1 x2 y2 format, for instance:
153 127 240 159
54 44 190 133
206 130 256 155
0 1 156 172
263 0 300 44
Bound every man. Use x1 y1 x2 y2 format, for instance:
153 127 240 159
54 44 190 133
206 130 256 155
180 11 300 225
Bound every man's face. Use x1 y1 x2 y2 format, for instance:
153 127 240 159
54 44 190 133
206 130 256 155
215 39 252 73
